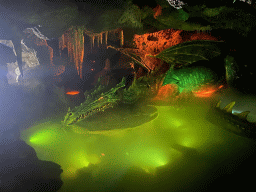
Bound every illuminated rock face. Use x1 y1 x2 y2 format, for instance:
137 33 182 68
57 24 219 84
131 28 218 72
1 28 65 86
1 39 40 84
0 42 17 86
133 29 183 71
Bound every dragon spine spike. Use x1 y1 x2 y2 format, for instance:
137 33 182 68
223 101 236 113
216 100 221 108
237 111 250 119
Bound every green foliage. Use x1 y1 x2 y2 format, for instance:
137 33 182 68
151 40 224 67
205 6 256 36
118 1 143 29
143 3 255 35
155 0 171 8
155 7 211 31
179 22 212 31
185 4 256 36
176 9 190 21
92 9 123 32
141 6 154 20
142 15 170 31
202 6 226 17
156 8 181 26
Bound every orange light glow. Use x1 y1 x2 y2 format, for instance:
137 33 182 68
133 29 183 70
152 84 178 101
193 89 216 97
193 85 224 97
66 91 80 95
153 5 162 19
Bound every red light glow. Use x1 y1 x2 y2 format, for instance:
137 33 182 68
66 91 80 95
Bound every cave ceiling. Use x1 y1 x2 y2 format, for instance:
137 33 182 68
1 0 255 39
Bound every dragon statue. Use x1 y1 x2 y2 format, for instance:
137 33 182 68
61 39 224 126
61 40 223 125
207 99 256 140
62 65 165 126
60 38 256 140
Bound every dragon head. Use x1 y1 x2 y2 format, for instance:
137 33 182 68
62 78 126 125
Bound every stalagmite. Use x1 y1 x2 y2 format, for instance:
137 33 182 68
100 33 103 44
97 35 100 47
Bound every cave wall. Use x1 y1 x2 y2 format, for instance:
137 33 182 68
0 28 66 87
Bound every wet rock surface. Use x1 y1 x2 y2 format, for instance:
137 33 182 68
0 129 63 192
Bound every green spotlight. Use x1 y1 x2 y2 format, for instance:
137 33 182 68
29 129 57 145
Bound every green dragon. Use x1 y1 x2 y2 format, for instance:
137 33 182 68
61 40 225 126
31 37 254 141
62 78 126 125
62 68 164 126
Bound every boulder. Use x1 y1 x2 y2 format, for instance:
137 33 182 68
0 129 63 192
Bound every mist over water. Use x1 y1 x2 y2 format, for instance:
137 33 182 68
20 92 256 192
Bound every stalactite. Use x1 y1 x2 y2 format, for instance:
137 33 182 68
74 43 77 73
90 36 93 52
80 35 84 79
67 37 72 60
59 26 85 79
100 33 103 44
92 35 95 48
120 30 124 47
97 35 100 47
75 29 79 76
49 46 53 66
59 34 64 57
105 31 108 45
75 27 85 79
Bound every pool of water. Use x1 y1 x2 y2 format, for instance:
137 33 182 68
20 94 256 192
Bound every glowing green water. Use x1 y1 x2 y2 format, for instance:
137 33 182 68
21 96 256 192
